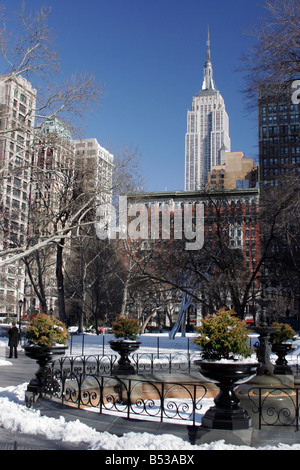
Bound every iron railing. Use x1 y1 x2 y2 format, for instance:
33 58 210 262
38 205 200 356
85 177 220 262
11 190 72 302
247 386 300 430
50 352 202 376
43 365 208 426
43 354 300 430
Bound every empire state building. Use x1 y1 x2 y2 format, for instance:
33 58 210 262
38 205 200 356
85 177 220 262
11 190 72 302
185 31 231 190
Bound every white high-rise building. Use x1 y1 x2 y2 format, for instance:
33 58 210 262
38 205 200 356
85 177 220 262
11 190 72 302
74 138 114 205
0 75 37 315
185 30 231 190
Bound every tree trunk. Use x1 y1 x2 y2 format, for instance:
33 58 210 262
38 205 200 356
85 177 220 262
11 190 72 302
56 239 66 322
24 253 48 313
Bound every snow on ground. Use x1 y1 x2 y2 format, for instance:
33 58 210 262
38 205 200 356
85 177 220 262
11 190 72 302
0 382 300 450
0 329 299 450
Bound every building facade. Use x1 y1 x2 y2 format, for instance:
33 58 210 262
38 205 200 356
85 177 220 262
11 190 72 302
126 187 260 327
206 151 257 190
74 138 114 208
185 31 231 191
0 74 114 319
258 84 300 186
258 84 300 326
24 117 76 316
0 75 37 316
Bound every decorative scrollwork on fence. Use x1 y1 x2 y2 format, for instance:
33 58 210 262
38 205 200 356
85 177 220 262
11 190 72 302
50 352 201 377
44 364 208 425
247 387 300 429
132 352 201 374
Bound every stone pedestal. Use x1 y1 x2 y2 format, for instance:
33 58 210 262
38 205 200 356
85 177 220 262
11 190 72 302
236 374 296 429
195 361 258 430
109 341 141 375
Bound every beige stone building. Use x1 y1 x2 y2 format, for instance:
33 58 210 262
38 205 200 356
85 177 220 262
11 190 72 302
206 150 257 190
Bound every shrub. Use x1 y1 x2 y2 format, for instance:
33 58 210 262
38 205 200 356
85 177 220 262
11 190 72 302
25 313 69 347
270 322 296 344
112 317 140 341
193 307 252 360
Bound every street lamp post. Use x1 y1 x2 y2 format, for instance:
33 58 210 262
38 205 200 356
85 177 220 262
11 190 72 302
18 299 23 332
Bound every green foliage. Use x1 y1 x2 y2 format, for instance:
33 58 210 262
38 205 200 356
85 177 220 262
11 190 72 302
112 317 140 341
193 307 252 360
270 322 296 344
25 313 69 347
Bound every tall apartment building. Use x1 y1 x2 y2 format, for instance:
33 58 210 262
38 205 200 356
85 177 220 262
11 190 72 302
185 31 231 190
0 73 114 318
24 135 114 317
258 85 300 186
258 84 300 325
24 117 76 315
0 75 37 315
74 138 114 207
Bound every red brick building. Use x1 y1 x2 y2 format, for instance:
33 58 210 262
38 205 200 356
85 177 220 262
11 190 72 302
126 187 260 326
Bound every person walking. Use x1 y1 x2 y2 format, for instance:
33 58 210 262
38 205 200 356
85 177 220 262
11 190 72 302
8 321 20 358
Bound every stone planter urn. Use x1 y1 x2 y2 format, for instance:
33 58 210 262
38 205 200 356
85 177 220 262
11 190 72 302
271 343 293 375
24 344 67 407
23 313 69 407
195 360 258 430
109 340 141 374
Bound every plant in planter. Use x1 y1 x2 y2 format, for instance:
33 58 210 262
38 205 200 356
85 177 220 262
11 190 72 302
109 317 141 374
193 308 257 430
25 313 69 347
24 314 69 406
270 322 296 375
193 307 253 361
270 322 295 345
111 317 140 341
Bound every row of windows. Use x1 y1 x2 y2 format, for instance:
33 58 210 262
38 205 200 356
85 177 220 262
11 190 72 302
262 124 300 135
6 185 27 199
262 135 300 144
14 88 32 105
262 114 299 124
263 171 300 186
263 166 300 177
262 156 300 165
262 147 300 155
229 229 256 237
5 196 27 211
261 104 299 114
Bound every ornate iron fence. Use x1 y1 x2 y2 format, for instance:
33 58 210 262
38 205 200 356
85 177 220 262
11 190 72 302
43 364 208 426
43 354 300 430
247 386 300 430
50 352 202 376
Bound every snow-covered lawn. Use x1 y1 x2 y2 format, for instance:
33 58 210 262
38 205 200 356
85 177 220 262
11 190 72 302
0 329 300 450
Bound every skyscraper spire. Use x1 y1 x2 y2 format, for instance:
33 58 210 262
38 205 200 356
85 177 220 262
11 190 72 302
202 26 215 90
185 27 230 190
206 25 211 61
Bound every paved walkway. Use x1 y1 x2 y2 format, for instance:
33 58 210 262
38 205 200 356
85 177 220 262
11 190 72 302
0 346 89 450
0 345 300 450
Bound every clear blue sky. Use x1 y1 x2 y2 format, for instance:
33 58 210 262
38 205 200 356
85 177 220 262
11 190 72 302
5 0 266 191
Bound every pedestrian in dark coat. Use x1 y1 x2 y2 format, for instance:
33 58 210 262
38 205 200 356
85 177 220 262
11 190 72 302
8 321 20 358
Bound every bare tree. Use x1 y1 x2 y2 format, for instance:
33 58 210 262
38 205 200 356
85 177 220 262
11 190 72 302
240 0 300 103
0 3 104 268
63 143 144 329
130 187 298 322
0 4 106 319
0 3 59 81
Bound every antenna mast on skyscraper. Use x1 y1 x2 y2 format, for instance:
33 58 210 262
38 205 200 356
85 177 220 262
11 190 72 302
202 25 215 90
207 25 211 61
